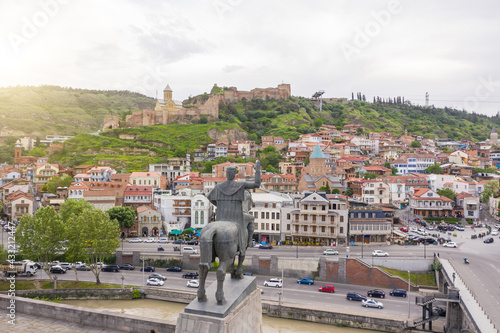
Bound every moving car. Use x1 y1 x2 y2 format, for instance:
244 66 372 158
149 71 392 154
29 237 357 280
455 226 465 231
372 250 389 257
146 278 164 286
432 306 446 317
399 227 408 232
362 299 384 309
318 285 335 293
158 238 169 243
259 244 273 249
346 292 367 301
119 264 135 270
128 238 142 243
144 238 156 243
484 237 494 243
173 239 185 244
102 265 120 272
59 262 73 270
182 272 199 279
49 265 66 274
186 240 199 245
297 277 314 285
443 242 457 248
149 273 167 281
76 265 91 271
263 278 282 288
389 289 407 297
491 230 499 236
140 266 155 272
182 247 198 254
323 249 339 255
186 280 199 288
166 266 182 272
367 289 385 298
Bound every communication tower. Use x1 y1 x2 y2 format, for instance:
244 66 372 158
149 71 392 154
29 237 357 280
312 90 325 112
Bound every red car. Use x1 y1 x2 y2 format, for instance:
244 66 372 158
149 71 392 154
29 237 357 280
400 227 408 232
318 285 335 293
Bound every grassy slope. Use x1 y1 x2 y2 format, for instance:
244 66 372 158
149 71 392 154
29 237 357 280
0 86 155 136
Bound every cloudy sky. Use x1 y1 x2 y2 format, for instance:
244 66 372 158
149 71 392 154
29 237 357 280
1 0 500 116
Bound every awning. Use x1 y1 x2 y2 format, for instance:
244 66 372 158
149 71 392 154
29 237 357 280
170 230 182 235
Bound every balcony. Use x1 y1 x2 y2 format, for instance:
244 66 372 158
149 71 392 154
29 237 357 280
173 210 191 216
291 231 334 237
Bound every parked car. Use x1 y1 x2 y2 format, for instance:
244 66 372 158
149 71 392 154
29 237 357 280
297 277 314 285
129 238 142 243
323 249 339 255
491 231 499 236
182 247 198 254
186 280 199 288
76 265 91 271
182 272 199 279
186 240 199 245
443 242 457 248
432 306 446 317
158 238 169 243
318 285 335 293
263 278 282 288
259 244 273 249
346 292 367 301
119 264 135 270
389 289 407 297
102 265 120 272
455 226 465 231
367 289 385 298
59 262 73 270
74 261 86 269
49 265 66 274
484 237 494 244
146 278 164 286
144 238 156 243
149 273 166 281
362 299 384 309
141 266 155 272
166 266 182 272
372 250 389 257
399 227 408 232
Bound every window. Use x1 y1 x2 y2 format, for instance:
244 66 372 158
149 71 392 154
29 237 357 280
266 212 269 219
340 227 344 233
340 216 344 222
261 212 265 219
272 213 275 219
261 223 265 230
276 212 280 219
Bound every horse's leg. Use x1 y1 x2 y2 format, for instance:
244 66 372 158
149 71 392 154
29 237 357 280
229 255 237 278
197 263 209 302
235 251 245 279
216 255 231 304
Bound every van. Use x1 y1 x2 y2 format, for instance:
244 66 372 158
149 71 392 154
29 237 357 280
182 247 198 254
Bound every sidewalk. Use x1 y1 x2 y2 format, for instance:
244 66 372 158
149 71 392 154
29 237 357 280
0 310 121 333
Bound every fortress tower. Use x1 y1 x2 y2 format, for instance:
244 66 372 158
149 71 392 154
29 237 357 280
15 140 22 158
491 127 498 142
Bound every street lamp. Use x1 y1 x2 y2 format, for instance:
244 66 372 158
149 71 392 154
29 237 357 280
361 227 364 259
407 270 410 318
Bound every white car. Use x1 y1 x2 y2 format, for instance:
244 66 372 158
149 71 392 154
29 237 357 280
443 242 457 248
158 238 169 243
455 226 465 231
362 299 384 309
186 280 199 288
323 249 339 255
59 262 73 270
263 278 283 288
128 238 142 243
74 261 86 269
410 227 418 232
491 230 499 236
144 238 156 243
494 224 500 229
146 278 164 286
372 250 389 257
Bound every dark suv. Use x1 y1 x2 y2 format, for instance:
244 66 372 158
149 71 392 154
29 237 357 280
186 240 199 245
389 289 407 297
346 292 367 301
102 265 120 272
367 289 385 298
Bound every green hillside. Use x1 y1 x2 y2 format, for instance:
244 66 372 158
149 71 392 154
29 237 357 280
0 86 155 137
218 97 498 141
49 122 243 171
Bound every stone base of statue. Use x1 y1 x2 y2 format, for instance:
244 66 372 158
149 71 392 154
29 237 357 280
176 275 262 333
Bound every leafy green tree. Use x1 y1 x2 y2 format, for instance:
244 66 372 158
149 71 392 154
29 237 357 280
27 146 47 157
263 146 276 153
15 206 66 280
320 183 331 194
437 188 456 201
485 166 498 173
107 206 136 229
390 166 398 175
331 188 340 194
0 244 7 261
46 174 74 194
69 208 120 285
363 173 377 180
59 199 94 223
410 141 422 148
481 180 500 203
344 188 354 197
424 164 444 174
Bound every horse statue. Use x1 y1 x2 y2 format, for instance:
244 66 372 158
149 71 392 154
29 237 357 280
197 162 260 304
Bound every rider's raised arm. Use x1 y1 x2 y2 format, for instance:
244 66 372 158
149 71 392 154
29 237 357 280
243 160 261 189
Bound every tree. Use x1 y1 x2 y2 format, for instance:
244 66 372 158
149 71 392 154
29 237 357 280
363 173 377 180
437 188 456 201
46 174 74 194
344 188 353 197
424 164 444 174
69 208 120 285
319 183 331 194
15 206 66 280
481 180 500 203
410 141 422 148
107 206 136 229
331 188 340 194
0 244 7 261
59 199 94 223
390 166 398 175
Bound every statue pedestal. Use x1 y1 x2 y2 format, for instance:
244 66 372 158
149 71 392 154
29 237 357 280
176 275 262 333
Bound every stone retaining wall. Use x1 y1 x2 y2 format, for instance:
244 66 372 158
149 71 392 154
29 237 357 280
0 288 133 300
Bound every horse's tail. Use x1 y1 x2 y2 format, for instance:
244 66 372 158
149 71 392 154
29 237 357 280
199 224 217 265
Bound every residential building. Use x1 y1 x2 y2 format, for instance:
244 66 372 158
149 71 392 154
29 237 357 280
391 154 436 174
207 142 228 160
191 194 212 229
149 157 191 186
361 180 390 205
123 186 153 210
137 206 162 237
82 190 115 211
3 190 34 221
212 161 255 178
154 189 194 232
129 171 165 189
261 174 298 194
348 206 391 245
88 166 117 182
250 191 293 244
455 192 480 221
409 188 453 218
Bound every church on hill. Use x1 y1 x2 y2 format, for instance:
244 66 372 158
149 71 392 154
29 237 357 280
154 84 183 113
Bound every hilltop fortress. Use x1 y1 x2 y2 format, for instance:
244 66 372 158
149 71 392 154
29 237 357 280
103 83 291 130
